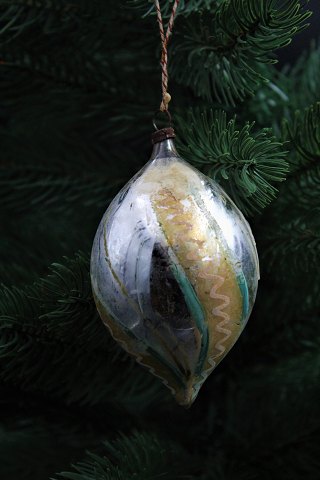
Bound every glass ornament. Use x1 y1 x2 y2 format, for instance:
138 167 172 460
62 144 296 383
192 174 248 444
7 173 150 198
90 128 259 406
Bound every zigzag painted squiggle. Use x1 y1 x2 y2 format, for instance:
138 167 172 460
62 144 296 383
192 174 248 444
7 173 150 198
157 189 232 366
198 270 231 359
192 274 232 390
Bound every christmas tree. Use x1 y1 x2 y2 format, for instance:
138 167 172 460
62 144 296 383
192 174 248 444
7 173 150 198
1 1 319 478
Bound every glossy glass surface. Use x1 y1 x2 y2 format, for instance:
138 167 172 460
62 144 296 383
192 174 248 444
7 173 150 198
91 138 259 406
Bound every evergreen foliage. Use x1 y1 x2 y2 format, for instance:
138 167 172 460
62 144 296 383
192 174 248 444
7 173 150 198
0 253 163 407
57 432 188 480
0 1 319 479
176 109 288 214
171 0 311 105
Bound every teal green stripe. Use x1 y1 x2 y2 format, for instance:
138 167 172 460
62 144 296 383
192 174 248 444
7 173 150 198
170 262 209 376
145 346 186 387
237 272 249 322
104 306 186 388
103 224 194 387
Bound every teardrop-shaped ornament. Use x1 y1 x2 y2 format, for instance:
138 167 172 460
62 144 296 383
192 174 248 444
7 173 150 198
91 128 259 406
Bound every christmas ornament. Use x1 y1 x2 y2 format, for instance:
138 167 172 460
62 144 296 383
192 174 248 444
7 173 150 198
90 0 259 406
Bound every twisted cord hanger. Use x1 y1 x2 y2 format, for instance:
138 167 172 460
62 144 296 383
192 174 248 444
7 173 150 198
154 0 180 112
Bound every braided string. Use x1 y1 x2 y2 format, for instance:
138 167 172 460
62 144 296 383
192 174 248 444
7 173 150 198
154 0 180 112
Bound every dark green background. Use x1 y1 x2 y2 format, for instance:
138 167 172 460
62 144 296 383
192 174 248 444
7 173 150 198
0 1 319 479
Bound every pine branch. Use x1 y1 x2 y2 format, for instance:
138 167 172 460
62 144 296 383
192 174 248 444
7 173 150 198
242 67 291 133
0 165 123 215
231 351 320 446
290 39 320 109
175 109 288 215
127 0 216 18
0 67 153 174
257 103 320 276
171 0 311 105
0 3 113 90
0 2 160 97
243 41 320 131
198 346 320 479
56 431 189 480
202 390 320 479
0 211 95 285
257 205 320 297
0 253 102 346
0 253 165 408
0 0 104 15
260 210 320 275
283 102 320 172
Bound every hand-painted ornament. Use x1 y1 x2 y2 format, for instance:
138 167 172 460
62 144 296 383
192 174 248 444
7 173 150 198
90 128 259 406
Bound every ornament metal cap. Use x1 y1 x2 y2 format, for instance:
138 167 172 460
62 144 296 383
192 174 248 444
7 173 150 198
151 127 175 145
